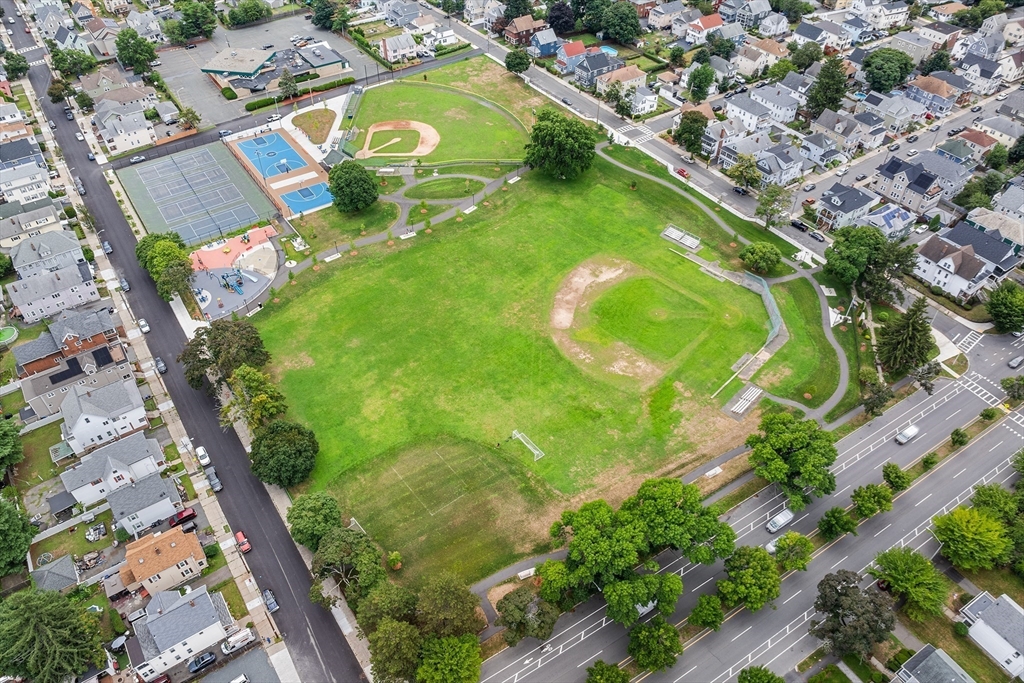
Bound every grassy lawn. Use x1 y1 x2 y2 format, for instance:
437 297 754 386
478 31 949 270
32 510 114 562
351 83 528 163
292 201 400 254
962 567 1024 605
368 129 421 154
211 578 248 619
405 177 486 200
899 611 1010 683
754 278 839 408
14 421 66 490
292 109 338 145
257 159 780 583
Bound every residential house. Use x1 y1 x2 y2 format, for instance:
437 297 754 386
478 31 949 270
736 0 772 28
750 86 799 123
759 12 788 38
103 0 131 14
933 139 974 165
965 206 1024 251
861 202 915 239
958 128 999 157
60 379 148 455
952 33 1003 61
976 116 1024 147
126 586 230 682
10 230 84 279
70 2 94 22
0 162 50 204
670 9 705 37
841 16 871 44
1005 18 1024 46
712 22 747 47
575 52 625 88
54 26 91 54
905 75 958 116
7 264 99 324
890 32 936 65
865 1 909 30
629 0 657 18
85 18 121 58
79 64 132 100
555 41 590 75
917 20 961 50
778 71 815 106
800 132 844 169
380 34 418 62
893 645 976 683
955 54 1003 95
709 55 737 83
0 203 63 251
596 64 646 96
30 554 79 593
756 143 805 187
916 150 973 198
504 15 548 46
649 0 685 30
11 307 122 378
527 28 562 58
872 157 943 212
995 183 1024 222
858 91 927 134
960 592 1024 679
734 44 771 78
929 2 967 21
685 14 724 47
125 11 165 43
385 0 420 27
929 70 973 107
724 94 772 131
630 87 659 117
404 15 436 35
998 91 1024 122
60 433 164 508
35 5 70 40
999 49 1024 84
816 182 876 231
701 118 746 162
914 222 1022 298
120 527 208 594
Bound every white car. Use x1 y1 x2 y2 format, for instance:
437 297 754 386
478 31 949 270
196 446 211 467
138 318 150 333
75 132 84 141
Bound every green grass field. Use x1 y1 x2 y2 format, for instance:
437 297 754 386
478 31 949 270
257 159 773 582
405 177 486 200
754 278 839 408
351 83 528 163
368 129 421 154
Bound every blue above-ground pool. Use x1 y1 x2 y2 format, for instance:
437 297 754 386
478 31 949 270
281 182 333 215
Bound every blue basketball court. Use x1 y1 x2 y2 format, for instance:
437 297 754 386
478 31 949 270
236 133 309 179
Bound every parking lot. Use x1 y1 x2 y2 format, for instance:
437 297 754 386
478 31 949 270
154 15 377 126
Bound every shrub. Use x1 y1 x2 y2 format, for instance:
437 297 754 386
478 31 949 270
922 452 938 470
979 407 999 421
953 621 969 637
221 87 237 100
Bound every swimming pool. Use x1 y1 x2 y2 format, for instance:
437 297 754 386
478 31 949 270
236 133 309 179
281 182 333 215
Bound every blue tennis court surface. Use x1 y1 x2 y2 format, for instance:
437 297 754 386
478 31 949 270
281 182 333 215
237 133 309 178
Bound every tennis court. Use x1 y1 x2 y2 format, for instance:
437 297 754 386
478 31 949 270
117 145 276 245
237 133 309 179
280 182 333 214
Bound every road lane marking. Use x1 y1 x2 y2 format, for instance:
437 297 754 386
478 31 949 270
954 468 966 478
914 493 933 506
576 651 601 667
874 523 891 537
830 556 848 569
692 576 715 592
732 626 753 641
783 590 802 604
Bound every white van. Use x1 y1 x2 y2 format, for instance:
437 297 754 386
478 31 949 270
766 509 794 534
895 425 919 445
221 628 255 655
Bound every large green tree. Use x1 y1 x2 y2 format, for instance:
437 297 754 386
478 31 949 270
177 317 270 389
0 498 33 576
806 55 847 118
114 27 157 73
416 635 482 683
602 1 640 44
746 413 838 511
672 110 708 155
524 109 597 180
986 280 1024 334
495 585 559 645
869 547 947 621
221 364 287 430
329 160 379 213
418 571 483 638
862 48 915 93
287 491 342 551
875 297 933 374
0 589 104 683
933 506 1012 571
717 546 781 611
368 618 423 683
250 420 319 487
627 616 683 671
809 570 895 657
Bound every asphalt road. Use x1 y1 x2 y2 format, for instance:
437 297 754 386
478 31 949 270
2 3 365 680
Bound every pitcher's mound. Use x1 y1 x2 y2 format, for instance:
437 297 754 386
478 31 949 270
356 120 440 158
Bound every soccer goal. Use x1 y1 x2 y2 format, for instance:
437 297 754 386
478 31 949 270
512 430 545 461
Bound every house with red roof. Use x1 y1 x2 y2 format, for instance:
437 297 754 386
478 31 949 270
685 13 724 46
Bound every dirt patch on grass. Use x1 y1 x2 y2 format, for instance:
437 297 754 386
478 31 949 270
292 109 338 145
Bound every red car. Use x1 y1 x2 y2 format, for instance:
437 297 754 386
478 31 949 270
675 168 690 179
168 508 197 527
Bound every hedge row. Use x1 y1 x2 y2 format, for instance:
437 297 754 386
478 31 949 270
243 77 356 111
221 87 238 100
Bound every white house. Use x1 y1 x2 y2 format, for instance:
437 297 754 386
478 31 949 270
60 433 164 507
127 585 231 682
960 592 1024 680
60 379 148 455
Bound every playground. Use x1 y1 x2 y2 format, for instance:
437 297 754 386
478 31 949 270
189 227 279 320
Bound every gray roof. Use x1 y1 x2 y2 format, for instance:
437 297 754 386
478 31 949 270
962 592 1024 653
821 182 874 214
135 585 228 659
30 554 78 592
60 433 161 492
107 472 179 526
900 644 976 683
7 265 88 307
10 231 82 270
61 379 144 426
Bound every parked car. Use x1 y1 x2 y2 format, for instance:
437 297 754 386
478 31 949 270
168 508 197 527
129 155 145 164
263 588 280 613
187 652 216 674
196 446 211 467
235 531 252 553
675 168 689 178
119 277 130 291
102 241 112 254
138 318 150 333
907 134 918 143
809 231 826 242
971 105 982 112
803 183 816 191
205 467 222 492
154 357 167 374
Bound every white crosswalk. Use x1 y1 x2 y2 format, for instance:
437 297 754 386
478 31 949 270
956 330 982 353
